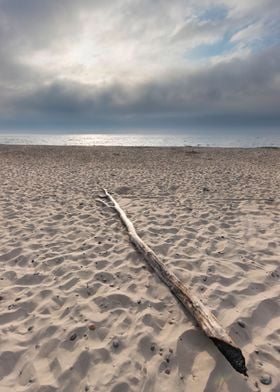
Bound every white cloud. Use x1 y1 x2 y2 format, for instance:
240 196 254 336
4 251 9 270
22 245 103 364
0 0 279 129
230 23 264 46
1 0 278 86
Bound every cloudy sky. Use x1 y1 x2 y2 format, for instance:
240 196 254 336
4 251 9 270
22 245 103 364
0 0 279 133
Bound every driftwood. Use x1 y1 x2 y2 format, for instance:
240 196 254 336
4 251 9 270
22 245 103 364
101 189 247 376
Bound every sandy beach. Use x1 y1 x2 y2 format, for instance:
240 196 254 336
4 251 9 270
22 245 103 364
0 145 279 392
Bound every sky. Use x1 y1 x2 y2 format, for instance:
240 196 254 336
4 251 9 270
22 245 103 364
0 0 279 133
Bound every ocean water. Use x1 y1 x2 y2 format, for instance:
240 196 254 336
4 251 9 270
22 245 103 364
0 132 279 147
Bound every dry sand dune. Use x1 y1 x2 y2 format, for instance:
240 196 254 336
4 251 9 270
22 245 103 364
0 145 279 392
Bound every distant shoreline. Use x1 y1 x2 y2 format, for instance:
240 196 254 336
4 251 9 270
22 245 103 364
0 143 279 150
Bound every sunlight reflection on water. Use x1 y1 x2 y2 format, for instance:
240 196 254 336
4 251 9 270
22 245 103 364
0 133 279 147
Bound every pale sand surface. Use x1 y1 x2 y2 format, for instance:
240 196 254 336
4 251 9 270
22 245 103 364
0 145 279 392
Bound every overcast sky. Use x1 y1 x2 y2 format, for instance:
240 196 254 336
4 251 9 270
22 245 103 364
0 0 279 133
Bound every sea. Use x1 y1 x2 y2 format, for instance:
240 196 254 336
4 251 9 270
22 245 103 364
0 131 279 148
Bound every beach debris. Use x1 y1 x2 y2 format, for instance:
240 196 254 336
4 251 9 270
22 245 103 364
260 374 272 385
100 189 248 376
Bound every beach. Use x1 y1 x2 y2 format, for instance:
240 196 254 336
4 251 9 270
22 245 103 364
0 145 279 392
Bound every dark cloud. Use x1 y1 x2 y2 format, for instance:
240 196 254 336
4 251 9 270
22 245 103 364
2 45 277 127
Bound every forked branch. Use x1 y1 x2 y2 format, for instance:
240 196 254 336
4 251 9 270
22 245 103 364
101 188 247 376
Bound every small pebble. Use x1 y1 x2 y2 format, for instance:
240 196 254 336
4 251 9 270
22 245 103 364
0 296 4 300
165 368 171 375
237 320 246 328
89 324 96 331
260 374 272 385
70 333 77 341
112 339 119 348
150 344 156 352
28 326 33 332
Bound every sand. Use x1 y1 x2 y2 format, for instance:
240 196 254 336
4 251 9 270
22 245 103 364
0 145 279 392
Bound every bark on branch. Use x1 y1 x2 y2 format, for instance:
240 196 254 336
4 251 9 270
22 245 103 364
101 188 248 376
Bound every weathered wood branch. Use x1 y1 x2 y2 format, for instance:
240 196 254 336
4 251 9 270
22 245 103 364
101 188 248 376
